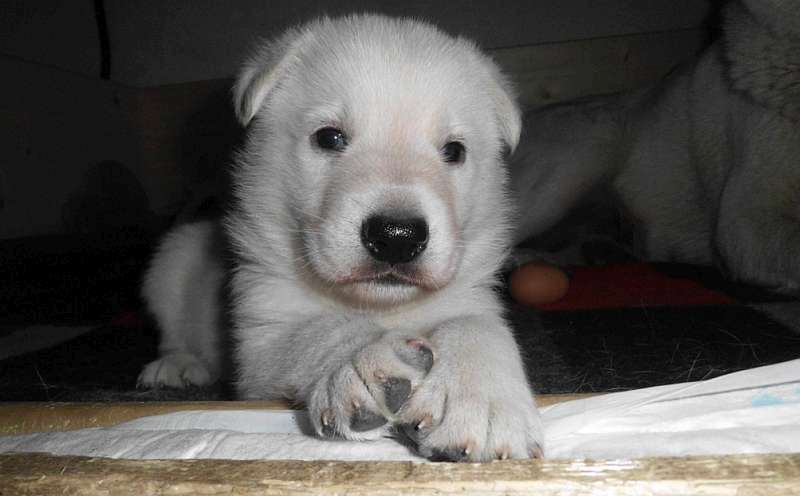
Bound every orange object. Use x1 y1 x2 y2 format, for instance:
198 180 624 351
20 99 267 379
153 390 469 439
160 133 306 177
509 263 570 307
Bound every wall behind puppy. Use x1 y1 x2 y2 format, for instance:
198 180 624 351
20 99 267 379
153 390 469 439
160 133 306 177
0 0 711 239
2 0 710 87
104 0 710 87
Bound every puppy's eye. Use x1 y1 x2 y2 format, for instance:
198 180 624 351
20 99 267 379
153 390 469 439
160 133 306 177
314 127 348 151
442 141 466 164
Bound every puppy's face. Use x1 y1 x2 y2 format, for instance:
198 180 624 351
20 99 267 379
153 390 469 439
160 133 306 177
231 16 520 307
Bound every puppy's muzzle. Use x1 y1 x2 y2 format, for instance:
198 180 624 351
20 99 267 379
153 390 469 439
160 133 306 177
361 214 428 266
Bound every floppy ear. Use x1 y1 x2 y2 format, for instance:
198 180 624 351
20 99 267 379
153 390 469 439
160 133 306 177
485 62 522 154
232 26 315 126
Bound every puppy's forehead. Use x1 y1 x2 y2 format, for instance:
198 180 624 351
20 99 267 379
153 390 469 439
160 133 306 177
297 18 484 117
306 16 476 71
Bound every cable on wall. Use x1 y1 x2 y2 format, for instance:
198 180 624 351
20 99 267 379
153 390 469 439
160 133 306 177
93 0 111 80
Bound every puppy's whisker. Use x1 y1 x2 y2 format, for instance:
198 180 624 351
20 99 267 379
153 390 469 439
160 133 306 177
285 203 327 223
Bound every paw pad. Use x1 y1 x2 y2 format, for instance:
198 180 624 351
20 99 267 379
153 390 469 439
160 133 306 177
350 408 387 432
382 377 412 413
401 338 434 373
429 445 471 462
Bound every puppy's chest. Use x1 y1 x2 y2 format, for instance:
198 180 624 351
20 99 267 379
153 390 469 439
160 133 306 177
372 303 464 335
374 313 424 333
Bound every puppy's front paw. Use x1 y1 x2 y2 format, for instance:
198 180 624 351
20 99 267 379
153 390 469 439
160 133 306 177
397 365 544 461
137 352 213 389
308 336 434 441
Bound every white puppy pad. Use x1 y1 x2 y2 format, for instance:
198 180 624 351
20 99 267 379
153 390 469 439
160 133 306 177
542 358 800 459
0 409 423 461
1 359 798 461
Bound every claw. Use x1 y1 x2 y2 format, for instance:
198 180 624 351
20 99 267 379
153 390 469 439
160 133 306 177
415 414 433 431
463 440 476 458
529 442 544 459
320 409 336 438
398 414 433 440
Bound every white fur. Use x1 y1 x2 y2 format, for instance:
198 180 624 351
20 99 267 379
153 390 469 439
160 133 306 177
512 0 800 291
138 221 225 388
140 14 542 461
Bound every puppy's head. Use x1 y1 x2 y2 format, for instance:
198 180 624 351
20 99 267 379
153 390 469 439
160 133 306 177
229 14 519 307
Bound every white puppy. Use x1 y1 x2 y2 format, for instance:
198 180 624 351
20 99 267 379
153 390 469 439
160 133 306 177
512 0 800 291
138 14 543 461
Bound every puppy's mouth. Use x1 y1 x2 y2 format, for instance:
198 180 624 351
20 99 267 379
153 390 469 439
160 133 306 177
373 274 410 286
340 266 442 291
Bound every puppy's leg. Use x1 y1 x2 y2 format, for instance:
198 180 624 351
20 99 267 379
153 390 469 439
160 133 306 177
395 315 543 461
138 221 225 388
138 351 214 389
716 121 800 291
237 315 434 441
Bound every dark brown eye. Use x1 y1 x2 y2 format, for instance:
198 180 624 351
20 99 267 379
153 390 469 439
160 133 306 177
314 127 347 151
442 141 466 164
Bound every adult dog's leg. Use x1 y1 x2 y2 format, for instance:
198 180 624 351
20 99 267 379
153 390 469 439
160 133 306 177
716 119 800 291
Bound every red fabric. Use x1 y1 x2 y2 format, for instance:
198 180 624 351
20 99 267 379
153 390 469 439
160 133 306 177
110 311 143 328
537 264 735 311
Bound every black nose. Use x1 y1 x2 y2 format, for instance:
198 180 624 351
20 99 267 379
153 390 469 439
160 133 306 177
361 215 428 265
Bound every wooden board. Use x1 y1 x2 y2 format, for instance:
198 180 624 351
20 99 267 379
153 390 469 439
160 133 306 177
1 398 798 494
1 452 798 495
